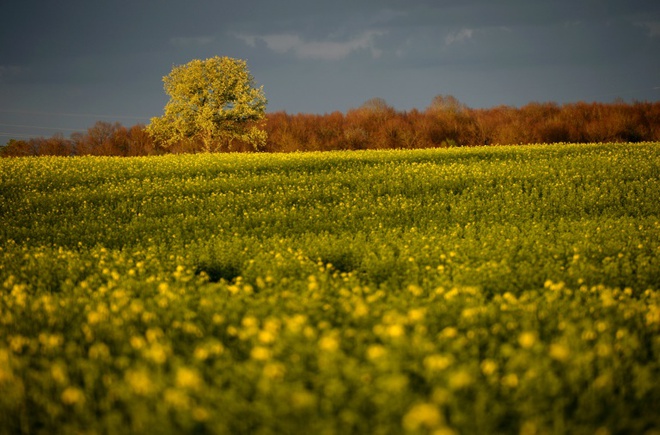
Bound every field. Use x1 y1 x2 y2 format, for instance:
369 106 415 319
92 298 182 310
1 142 659 434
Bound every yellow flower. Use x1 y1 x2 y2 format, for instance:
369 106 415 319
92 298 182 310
125 369 154 396
251 346 272 361
503 292 517 303
461 307 485 319
502 373 519 388
263 362 286 380
290 390 317 410
480 359 498 376
549 343 570 362
366 345 387 360
646 305 660 325
193 347 209 361
593 373 612 390
595 321 608 332
181 322 203 337
38 333 63 350
386 324 405 339
408 308 426 322
61 387 85 405
50 363 68 385
145 327 164 343
242 316 259 328
144 342 169 365
176 367 203 391
285 314 307 333
130 336 146 350
424 354 453 372
164 388 190 409
544 280 564 292
402 403 443 431
518 331 537 349
353 301 369 318
10 284 28 308
407 284 424 297
318 335 340 352
263 318 281 333
581 330 597 341
448 370 473 390
439 327 458 339
88 342 110 360
258 330 277 344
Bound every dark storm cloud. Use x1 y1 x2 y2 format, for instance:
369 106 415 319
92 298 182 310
222 0 659 72
3 1 657 68
0 0 658 142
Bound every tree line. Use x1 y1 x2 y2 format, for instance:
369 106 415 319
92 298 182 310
2 96 659 157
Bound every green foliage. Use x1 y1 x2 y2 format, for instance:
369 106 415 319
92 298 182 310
147 56 267 152
1 143 659 433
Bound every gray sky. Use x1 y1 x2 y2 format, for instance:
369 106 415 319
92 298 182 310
1 0 659 144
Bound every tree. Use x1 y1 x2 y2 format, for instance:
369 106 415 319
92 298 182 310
426 94 466 115
147 56 267 152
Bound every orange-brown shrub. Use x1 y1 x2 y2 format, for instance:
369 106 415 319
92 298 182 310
2 98 658 157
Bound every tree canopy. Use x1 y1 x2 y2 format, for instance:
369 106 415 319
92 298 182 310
147 56 267 151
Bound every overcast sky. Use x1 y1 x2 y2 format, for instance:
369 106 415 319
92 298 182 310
1 0 659 143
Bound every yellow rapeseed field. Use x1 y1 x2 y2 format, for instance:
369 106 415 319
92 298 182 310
1 143 659 433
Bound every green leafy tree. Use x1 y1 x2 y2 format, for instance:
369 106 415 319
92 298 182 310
147 56 267 151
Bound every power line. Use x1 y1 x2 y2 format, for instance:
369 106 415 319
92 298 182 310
0 108 151 120
0 132 43 138
0 123 82 132
581 86 660 101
